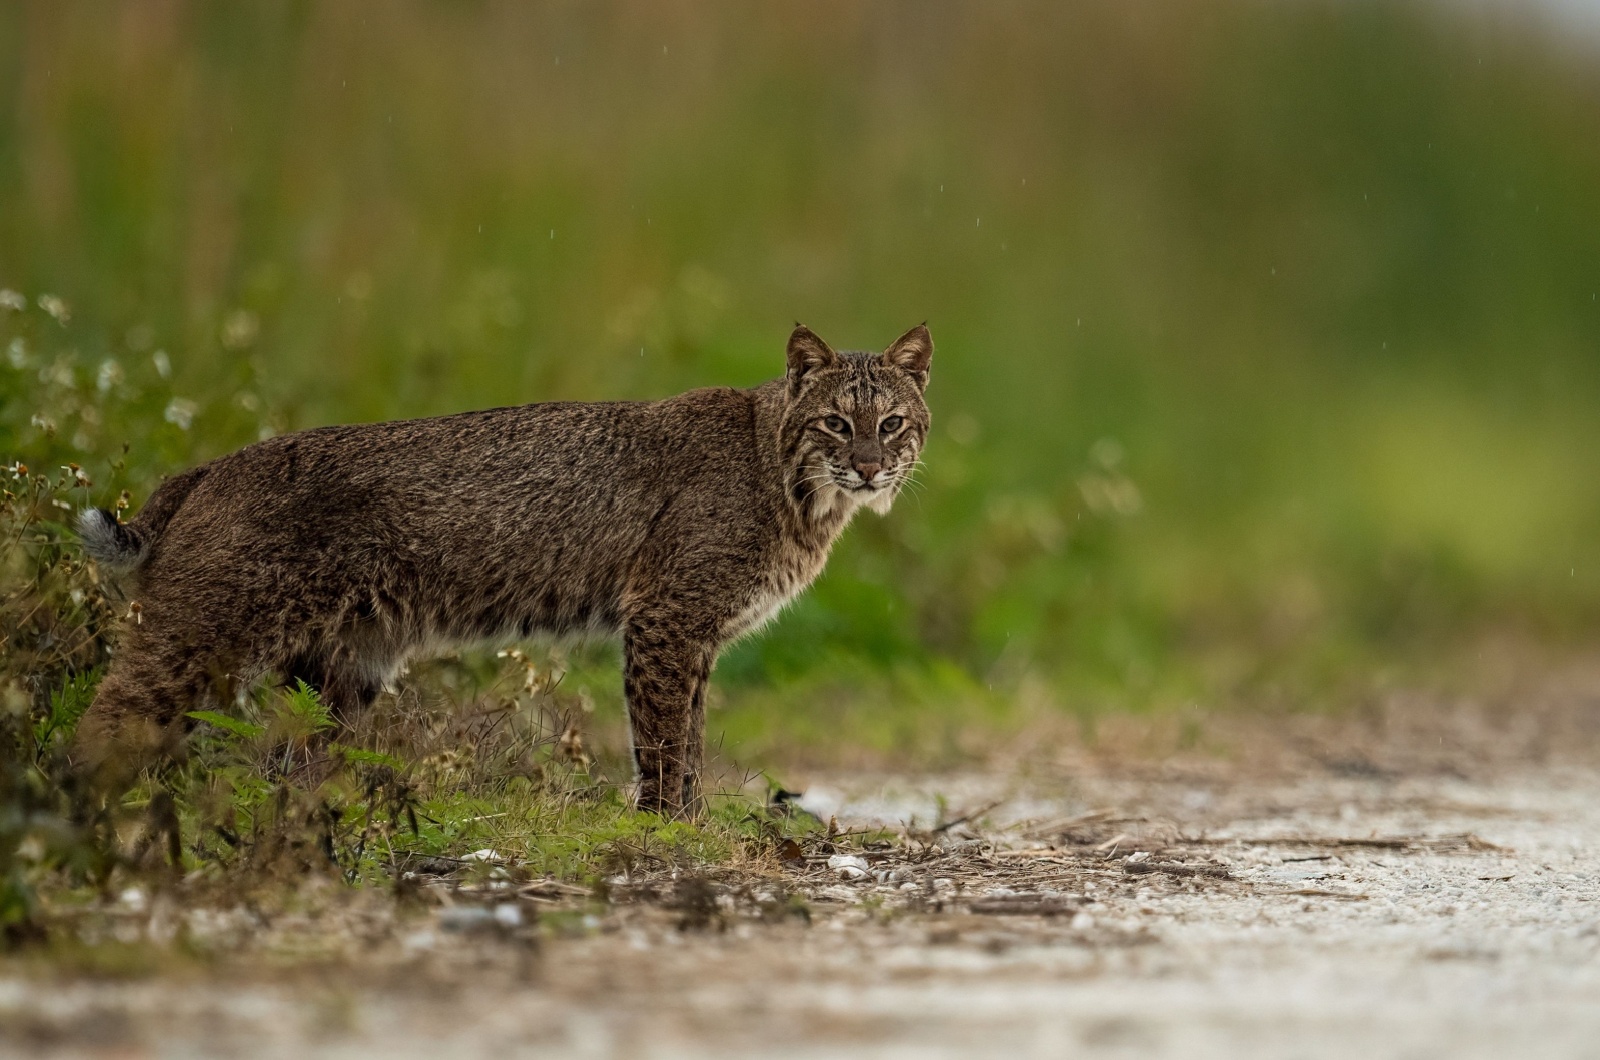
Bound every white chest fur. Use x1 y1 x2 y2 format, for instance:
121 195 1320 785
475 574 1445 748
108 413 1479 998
725 552 829 641
724 486 878 642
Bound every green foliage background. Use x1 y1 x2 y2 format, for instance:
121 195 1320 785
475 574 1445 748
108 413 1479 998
4 1 1600 756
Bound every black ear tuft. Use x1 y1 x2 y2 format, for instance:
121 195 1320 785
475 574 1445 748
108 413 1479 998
786 324 838 393
881 323 933 388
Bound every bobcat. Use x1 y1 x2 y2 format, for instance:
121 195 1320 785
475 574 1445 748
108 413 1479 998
74 323 932 815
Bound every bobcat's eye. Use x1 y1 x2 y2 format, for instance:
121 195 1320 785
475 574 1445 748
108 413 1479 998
880 415 904 434
823 415 850 435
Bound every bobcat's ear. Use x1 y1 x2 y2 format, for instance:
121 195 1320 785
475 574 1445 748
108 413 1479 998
881 323 932 390
786 324 838 394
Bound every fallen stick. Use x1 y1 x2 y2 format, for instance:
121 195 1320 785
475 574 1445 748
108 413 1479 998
934 798 1009 834
1095 832 1135 856
1123 859 1231 880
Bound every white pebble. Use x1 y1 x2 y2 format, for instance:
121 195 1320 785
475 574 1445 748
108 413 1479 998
829 854 872 882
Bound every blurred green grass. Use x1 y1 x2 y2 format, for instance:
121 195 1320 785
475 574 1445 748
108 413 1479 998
3 1 1600 759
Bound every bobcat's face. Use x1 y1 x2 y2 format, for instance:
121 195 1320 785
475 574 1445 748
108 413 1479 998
782 324 932 518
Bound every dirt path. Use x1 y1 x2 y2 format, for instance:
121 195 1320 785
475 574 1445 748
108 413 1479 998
5 762 1600 1059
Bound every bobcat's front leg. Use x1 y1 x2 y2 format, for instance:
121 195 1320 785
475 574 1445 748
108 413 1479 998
623 619 715 817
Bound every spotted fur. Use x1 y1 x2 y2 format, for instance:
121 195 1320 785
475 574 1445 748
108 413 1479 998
73 324 933 815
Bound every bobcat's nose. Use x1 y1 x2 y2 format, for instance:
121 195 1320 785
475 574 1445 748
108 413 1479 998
853 461 882 485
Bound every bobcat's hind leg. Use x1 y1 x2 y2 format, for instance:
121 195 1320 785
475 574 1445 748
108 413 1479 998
623 619 716 818
71 631 231 788
283 648 385 727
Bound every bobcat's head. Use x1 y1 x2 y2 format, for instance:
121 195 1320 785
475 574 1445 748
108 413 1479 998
781 323 932 519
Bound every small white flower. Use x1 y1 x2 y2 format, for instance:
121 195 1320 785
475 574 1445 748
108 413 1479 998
0 289 25 311
164 397 198 430
97 358 124 394
37 293 70 324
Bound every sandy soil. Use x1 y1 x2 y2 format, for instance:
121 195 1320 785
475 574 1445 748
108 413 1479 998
4 750 1598 1060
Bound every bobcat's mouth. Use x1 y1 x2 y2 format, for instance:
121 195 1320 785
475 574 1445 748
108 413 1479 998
832 472 885 493
818 461 898 497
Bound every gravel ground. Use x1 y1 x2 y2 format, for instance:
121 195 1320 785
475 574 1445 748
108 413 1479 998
3 757 1598 1059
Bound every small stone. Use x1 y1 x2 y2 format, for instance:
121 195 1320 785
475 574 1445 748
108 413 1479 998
828 854 872 882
